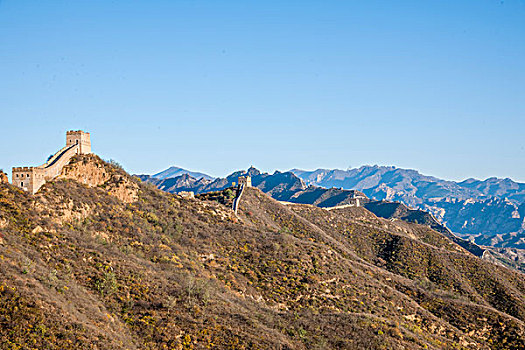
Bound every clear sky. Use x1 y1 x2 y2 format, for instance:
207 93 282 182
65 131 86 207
1 0 524 182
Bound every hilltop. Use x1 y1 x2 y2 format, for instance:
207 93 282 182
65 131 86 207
1 154 525 349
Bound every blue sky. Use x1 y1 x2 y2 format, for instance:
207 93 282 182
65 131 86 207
1 1 524 181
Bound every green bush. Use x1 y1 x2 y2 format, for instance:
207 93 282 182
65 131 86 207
95 271 118 297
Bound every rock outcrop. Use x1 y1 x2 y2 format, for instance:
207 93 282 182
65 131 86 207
0 171 8 184
58 154 139 203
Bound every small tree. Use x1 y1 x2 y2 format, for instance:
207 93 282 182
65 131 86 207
224 188 234 199
107 159 124 170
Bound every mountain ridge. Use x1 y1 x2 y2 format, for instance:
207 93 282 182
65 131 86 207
141 165 525 250
290 166 525 248
290 166 525 203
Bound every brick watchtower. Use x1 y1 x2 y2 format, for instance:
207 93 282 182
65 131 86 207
12 130 92 194
238 176 252 188
66 130 91 154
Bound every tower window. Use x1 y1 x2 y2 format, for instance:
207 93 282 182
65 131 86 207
21 182 24 187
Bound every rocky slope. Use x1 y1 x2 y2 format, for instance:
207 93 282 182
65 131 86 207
142 168 525 272
0 171 7 184
0 156 525 349
2 155 525 349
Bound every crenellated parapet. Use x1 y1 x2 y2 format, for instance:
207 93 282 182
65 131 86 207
12 166 35 171
12 130 93 194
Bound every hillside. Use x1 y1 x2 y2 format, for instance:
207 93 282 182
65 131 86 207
140 168 525 251
1 155 525 349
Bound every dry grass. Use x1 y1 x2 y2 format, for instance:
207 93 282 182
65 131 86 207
0 156 524 349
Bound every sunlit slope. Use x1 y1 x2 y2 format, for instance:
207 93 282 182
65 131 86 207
0 155 524 349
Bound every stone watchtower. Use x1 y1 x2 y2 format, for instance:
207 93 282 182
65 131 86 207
66 130 91 154
238 175 252 188
232 175 252 215
12 130 92 194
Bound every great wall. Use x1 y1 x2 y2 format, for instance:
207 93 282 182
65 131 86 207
11 130 91 194
232 175 252 215
6 130 253 213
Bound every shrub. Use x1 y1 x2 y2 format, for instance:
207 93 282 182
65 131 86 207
106 159 124 171
95 271 118 297
183 274 212 306
20 257 34 275
224 189 234 200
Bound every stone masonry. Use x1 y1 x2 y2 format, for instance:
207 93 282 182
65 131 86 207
238 176 252 188
12 130 92 194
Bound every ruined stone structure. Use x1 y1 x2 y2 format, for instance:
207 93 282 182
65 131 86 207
237 176 252 188
0 171 8 184
12 130 92 194
178 191 195 199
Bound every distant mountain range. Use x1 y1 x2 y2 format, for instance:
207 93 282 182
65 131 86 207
138 165 525 249
138 166 364 206
290 166 525 247
291 166 525 204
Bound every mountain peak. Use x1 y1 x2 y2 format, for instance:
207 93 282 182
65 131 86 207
152 166 214 181
246 166 261 176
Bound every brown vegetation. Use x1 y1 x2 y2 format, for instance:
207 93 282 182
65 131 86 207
0 155 524 349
